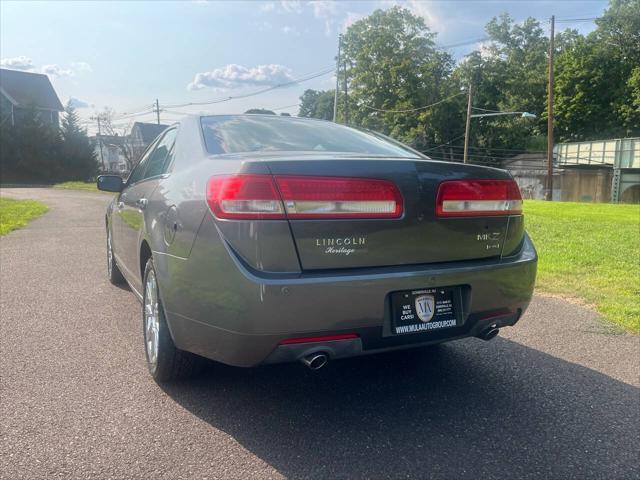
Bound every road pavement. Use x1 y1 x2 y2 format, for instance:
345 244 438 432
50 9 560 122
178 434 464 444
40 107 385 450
1 188 638 479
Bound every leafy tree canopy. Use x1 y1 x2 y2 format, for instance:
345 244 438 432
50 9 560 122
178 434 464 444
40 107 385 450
299 89 335 120
244 109 276 115
317 0 639 164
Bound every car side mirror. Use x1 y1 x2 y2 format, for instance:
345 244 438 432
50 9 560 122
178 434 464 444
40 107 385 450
97 175 124 193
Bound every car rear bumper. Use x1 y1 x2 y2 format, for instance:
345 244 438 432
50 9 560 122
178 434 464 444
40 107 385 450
262 308 520 365
159 218 537 367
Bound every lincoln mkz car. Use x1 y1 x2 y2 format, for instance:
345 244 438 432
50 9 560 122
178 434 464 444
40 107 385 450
98 114 537 381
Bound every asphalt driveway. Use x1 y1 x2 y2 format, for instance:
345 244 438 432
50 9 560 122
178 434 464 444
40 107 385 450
1 188 638 479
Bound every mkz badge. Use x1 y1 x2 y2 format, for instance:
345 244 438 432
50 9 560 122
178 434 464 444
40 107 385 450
415 294 435 322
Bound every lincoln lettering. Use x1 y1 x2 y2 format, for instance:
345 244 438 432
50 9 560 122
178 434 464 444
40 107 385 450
316 237 366 247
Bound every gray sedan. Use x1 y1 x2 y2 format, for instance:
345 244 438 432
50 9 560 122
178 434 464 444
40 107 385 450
98 114 537 382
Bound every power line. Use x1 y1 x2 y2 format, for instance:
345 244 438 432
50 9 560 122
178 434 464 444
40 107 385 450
423 143 546 154
555 17 599 23
271 102 301 110
472 106 505 113
112 105 155 120
162 109 196 115
423 133 466 151
110 108 155 121
162 66 335 109
360 92 465 114
437 37 490 49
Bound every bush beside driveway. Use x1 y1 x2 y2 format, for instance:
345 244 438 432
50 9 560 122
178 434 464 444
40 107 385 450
0 197 48 236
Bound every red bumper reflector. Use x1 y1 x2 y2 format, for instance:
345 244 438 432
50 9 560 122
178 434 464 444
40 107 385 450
479 309 514 322
279 333 359 345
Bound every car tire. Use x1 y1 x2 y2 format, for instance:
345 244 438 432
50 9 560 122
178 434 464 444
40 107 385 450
142 258 205 382
107 225 126 285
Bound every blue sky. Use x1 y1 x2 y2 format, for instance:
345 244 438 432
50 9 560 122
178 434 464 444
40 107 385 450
1 0 607 131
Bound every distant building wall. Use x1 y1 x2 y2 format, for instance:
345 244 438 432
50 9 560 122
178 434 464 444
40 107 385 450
558 167 612 203
509 168 612 202
504 140 640 204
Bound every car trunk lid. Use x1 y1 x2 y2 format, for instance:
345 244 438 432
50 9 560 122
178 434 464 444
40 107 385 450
265 157 520 270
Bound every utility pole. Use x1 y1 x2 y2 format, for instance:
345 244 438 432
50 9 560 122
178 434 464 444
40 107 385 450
333 34 342 123
463 83 473 164
343 45 349 125
154 98 161 125
546 15 555 201
91 114 106 172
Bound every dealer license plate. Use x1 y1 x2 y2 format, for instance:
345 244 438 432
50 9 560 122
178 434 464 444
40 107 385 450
391 287 459 335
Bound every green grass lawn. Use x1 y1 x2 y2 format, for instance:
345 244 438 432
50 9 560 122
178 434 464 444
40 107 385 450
524 200 640 333
53 181 101 192
0 198 48 236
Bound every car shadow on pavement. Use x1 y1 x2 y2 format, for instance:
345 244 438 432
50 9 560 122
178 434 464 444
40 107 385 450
161 337 639 480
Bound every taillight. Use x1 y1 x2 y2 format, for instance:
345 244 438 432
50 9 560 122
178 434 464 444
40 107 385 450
276 176 403 219
206 174 403 220
436 179 522 217
206 175 285 219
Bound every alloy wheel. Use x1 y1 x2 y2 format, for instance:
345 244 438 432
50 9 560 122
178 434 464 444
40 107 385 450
107 229 114 275
144 270 160 367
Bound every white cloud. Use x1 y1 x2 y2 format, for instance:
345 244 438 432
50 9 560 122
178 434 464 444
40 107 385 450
68 97 91 109
260 2 275 12
310 0 337 19
406 0 440 30
71 61 93 73
0 56 34 71
2 57 93 79
281 25 300 36
309 1 338 36
377 0 442 32
342 11 365 32
257 20 274 31
41 64 75 78
279 0 303 14
187 64 294 91
261 0 340 36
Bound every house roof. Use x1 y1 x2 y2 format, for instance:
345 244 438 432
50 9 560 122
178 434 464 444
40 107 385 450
132 122 169 144
0 68 64 111
502 153 548 171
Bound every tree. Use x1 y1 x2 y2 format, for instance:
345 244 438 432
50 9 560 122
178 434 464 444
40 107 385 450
448 14 550 162
244 109 276 115
339 7 456 151
60 102 98 180
98 108 137 172
298 89 334 120
320 1 638 163
554 0 640 140
0 105 63 183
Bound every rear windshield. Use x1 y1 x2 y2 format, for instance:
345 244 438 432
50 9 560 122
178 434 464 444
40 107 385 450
200 115 418 157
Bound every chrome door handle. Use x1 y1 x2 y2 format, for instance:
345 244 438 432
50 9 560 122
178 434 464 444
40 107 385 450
136 198 148 209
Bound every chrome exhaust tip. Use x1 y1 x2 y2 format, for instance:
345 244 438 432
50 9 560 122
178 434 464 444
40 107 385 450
301 353 329 370
479 327 500 341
